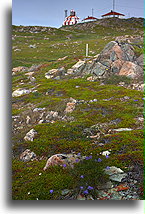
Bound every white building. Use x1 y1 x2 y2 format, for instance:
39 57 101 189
82 16 97 23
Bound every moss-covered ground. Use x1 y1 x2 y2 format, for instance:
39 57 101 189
12 20 144 200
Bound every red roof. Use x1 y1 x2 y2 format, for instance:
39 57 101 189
102 10 125 17
83 16 97 21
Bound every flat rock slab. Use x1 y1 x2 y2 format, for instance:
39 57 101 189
109 173 127 182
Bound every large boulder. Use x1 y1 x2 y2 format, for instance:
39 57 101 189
98 41 135 63
66 41 143 79
119 61 143 78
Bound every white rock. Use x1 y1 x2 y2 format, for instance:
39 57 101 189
26 116 31 124
20 149 36 162
112 128 133 132
33 108 45 112
24 129 37 141
38 120 44 124
67 69 74 74
72 60 85 69
104 166 124 175
109 173 127 182
12 88 31 97
102 150 111 156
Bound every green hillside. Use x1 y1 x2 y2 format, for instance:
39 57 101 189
12 18 144 200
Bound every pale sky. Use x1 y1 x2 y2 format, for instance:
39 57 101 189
12 0 144 27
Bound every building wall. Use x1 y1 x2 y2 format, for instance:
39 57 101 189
63 16 79 25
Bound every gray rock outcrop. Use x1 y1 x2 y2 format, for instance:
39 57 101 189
68 41 143 79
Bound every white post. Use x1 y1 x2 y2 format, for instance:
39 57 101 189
86 44 89 57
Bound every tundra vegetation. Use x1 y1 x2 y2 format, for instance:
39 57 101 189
12 18 144 200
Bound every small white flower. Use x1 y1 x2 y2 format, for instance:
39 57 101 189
36 198 39 200
39 173 42 176
28 192 30 195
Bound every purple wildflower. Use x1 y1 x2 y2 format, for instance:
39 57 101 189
77 153 81 156
87 186 94 190
49 190 54 194
75 159 79 163
105 155 109 159
86 155 92 160
97 158 102 162
63 164 67 168
106 166 110 170
85 156 90 160
80 186 84 189
80 175 84 179
83 190 89 194
134 100 138 102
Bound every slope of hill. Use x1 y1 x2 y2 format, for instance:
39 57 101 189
12 18 144 200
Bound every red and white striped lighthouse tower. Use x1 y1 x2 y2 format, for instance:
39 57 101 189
63 9 79 26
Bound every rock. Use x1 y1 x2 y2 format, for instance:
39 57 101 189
45 69 58 79
28 64 42 72
91 62 107 76
45 67 65 79
109 173 127 182
46 111 58 119
111 59 124 73
29 44 36 48
115 184 130 192
43 153 83 171
101 150 111 156
61 189 70 196
67 69 74 74
12 66 27 74
77 194 86 200
111 128 133 132
25 72 34 76
58 56 68 61
65 98 76 114
97 181 113 190
12 88 31 97
104 166 124 175
54 76 60 80
72 60 86 73
38 119 44 124
119 62 143 78
29 76 36 82
43 154 67 170
86 195 94 200
87 76 94 81
26 115 31 124
20 149 36 162
136 54 144 67
24 129 37 141
33 108 46 112
108 42 134 62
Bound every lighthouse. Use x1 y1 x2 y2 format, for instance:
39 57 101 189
63 9 79 26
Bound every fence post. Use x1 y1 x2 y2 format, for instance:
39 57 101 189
86 44 89 57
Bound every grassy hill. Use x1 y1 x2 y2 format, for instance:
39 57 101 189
12 18 144 200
